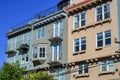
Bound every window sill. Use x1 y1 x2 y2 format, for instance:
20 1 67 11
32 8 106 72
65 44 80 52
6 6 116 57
95 45 111 51
73 50 86 55
75 73 89 78
95 47 103 51
72 18 112 34
99 70 115 76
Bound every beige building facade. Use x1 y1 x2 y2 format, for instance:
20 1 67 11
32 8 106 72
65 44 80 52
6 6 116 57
66 0 120 80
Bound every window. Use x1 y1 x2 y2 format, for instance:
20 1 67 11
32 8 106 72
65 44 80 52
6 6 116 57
97 30 111 47
33 47 37 58
21 55 25 64
53 43 62 61
21 51 29 64
96 4 110 22
74 15 79 28
74 37 86 52
101 60 114 71
74 12 86 29
38 27 45 39
78 64 88 74
74 39 79 52
55 69 64 80
54 21 63 37
7 53 16 63
39 47 45 58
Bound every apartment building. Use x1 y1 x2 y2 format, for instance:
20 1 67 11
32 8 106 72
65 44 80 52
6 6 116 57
31 1 70 80
6 25 32 70
6 0 70 80
6 0 120 80
66 0 120 80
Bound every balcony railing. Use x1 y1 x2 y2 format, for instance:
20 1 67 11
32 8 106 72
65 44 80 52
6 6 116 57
16 41 30 51
47 53 62 66
34 5 58 19
32 53 46 66
8 0 70 33
6 44 17 54
48 29 63 43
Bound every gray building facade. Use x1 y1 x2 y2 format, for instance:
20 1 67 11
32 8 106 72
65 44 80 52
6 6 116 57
6 0 70 80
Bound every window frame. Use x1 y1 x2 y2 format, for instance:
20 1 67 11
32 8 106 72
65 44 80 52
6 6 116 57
96 30 111 48
95 3 110 22
77 64 89 74
52 43 62 61
73 37 86 53
37 26 45 39
38 46 46 58
100 59 114 72
73 12 86 29
54 20 63 37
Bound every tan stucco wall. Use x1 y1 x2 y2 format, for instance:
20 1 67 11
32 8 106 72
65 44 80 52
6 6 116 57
68 0 120 80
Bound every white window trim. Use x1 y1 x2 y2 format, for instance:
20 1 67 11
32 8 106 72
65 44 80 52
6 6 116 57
52 43 62 61
37 26 45 40
21 54 29 64
78 64 88 74
100 60 114 72
73 12 86 29
96 30 111 48
73 37 86 53
53 20 63 37
95 3 110 22
38 46 46 59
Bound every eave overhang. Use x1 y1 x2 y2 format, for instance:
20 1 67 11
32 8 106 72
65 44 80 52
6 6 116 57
32 10 67 28
7 25 31 38
66 0 111 15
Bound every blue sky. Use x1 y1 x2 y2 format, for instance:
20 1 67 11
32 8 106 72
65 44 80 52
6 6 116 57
0 0 60 67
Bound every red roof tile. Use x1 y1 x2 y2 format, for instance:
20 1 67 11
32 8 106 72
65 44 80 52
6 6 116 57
66 0 92 11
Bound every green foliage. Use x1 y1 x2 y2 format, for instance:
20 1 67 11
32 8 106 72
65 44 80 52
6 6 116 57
21 71 57 80
0 62 25 80
0 62 56 80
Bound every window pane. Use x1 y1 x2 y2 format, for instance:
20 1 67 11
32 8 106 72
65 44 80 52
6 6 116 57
104 12 110 19
105 38 111 45
81 44 86 51
81 20 86 26
43 48 45 57
38 29 41 38
97 33 103 40
104 4 110 12
74 15 79 28
97 40 103 47
101 61 107 71
97 7 102 14
74 39 79 52
105 30 111 45
78 65 83 74
41 27 45 37
84 64 88 73
105 30 111 38
26 55 28 62
81 13 86 20
74 22 79 28
97 32 103 47
108 60 114 71
81 13 86 26
96 6 102 21
81 37 86 44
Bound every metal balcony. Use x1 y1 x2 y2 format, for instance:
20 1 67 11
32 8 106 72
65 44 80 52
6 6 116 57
48 30 63 43
47 53 62 66
48 36 63 43
6 49 17 54
32 54 46 66
17 43 29 51
6 46 17 54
